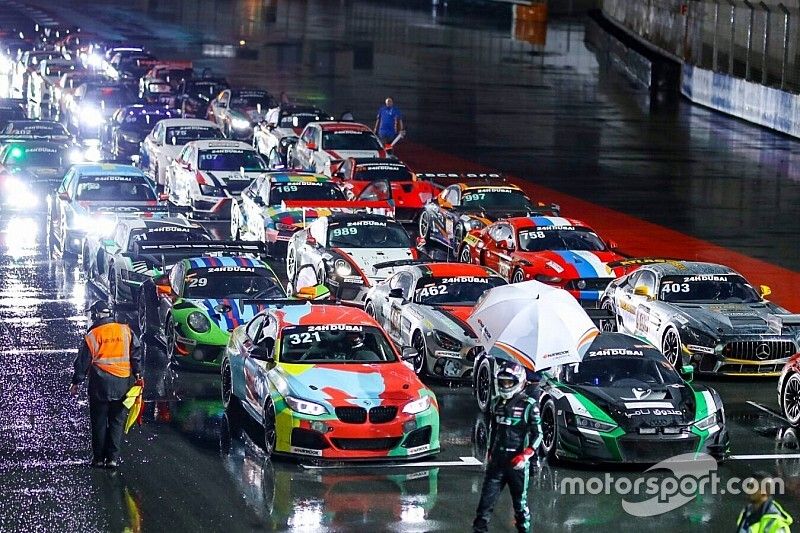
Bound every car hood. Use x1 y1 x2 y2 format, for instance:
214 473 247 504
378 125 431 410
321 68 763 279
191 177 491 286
159 144 183 159
673 302 790 336
200 170 260 193
275 127 302 137
77 201 163 215
276 362 424 406
516 249 620 279
323 148 383 161
185 298 276 332
423 304 477 339
338 247 414 279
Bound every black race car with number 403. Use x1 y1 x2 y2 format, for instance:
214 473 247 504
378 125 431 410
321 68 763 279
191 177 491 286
532 332 729 464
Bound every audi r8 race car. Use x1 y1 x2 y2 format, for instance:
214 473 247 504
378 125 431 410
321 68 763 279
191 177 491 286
290 121 389 177
335 158 438 223
418 175 558 253
533 332 729 463
601 261 800 374
139 252 287 369
206 88 274 141
47 163 166 256
139 118 223 186
166 140 268 219
459 216 626 306
0 141 83 210
253 103 332 163
364 262 506 380
103 103 177 158
83 215 211 304
778 354 800 426
286 213 416 305
221 302 440 460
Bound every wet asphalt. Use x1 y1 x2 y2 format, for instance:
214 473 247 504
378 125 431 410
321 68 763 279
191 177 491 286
1 0 800 532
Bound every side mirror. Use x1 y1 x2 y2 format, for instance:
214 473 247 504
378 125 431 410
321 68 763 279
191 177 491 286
306 142 317 151
760 285 772 298
251 344 274 362
155 275 172 296
58 191 70 202
388 288 404 299
680 365 694 383
633 286 653 299
401 346 418 362
252 195 265 207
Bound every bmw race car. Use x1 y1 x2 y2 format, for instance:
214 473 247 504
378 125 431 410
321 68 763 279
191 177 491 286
418 174 558 253
601 261 800 375
166 140 268 219
286 212 416 305
536 333 729 463
83 215 211 304
290 121 389 177
459 216 626 306
365 262 506 380
139 252 288 369
47 164 167 256
139 118 223 186
221 302 440 460
252 103 332 163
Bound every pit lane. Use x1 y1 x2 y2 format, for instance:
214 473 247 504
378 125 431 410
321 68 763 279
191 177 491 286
1 0 799 531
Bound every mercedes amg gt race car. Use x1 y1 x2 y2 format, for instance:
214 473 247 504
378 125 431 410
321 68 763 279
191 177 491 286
83 215 211 304
286 213 416 305
139 252 287 369
536 332 729 463
166 140 268 219
778 354 800 426
290 121 389 177
601 261 800 375
418 174 559 253
221 302 440 460
364 262 506 380
459 216 626 306
139 118 224 186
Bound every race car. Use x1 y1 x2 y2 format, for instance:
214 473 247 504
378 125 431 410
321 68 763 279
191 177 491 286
364 262 506 379
206 88 274 141
27 58 79 111
52 71 108 118
0 99 26 129
65 82 138 140
138 253 287 369
139 118 223 186
286 213 416 305
173 76 229 118
83 215 211 304
221 302 440 460
103 104 177 158
0 120 72 143
778 354 800 426
418 175 559 252
459 216 626 306
335 158 438 223
252 103 331 162
166 140 268 219
0 141 83 210
600 261 800 374
138 61 192 100
230 171 349 256
534 332 729 463
290 121 389 177
47 163 166 256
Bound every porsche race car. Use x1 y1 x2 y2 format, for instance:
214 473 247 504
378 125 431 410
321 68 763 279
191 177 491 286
221 302 440 460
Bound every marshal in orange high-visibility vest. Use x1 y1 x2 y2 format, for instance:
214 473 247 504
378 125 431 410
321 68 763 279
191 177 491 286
84 323 133 378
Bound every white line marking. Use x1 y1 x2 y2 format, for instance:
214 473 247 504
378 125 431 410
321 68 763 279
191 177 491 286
730 454 800 460
301 456 483 470
746 401 790 423
0 349 78 355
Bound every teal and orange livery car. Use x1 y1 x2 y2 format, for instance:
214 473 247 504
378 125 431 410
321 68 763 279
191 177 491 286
222 303 440 460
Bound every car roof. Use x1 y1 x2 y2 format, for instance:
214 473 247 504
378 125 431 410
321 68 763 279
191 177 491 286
351 158 407 168
158 118 219 128
642 261 739 277
316 122 372 132
415 262 500 278
509 216 590 229
273 303 379 330
188 140 253 150
185 256 267 270
72 163 147 177
325 212 399 224
266 171 331 183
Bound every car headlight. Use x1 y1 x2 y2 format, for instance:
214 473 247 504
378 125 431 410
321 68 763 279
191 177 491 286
334 259 352 277
68 149 84 164
402 396 432 415
199 184 223 196
534 274 562 284
187 311 211 333
432 330 462 352
231 117 251 130
80 106 104 126
3 178 38 208
84 145 102 162
285 395 328 416
464 218 485 230
694 412 719 431
574 415 617 432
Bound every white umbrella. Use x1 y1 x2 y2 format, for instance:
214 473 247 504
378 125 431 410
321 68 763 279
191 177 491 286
468 280 599 371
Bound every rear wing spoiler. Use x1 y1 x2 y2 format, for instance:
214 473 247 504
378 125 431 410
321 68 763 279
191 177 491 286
415 171 506 189
132 240 266 259
281 199 395 220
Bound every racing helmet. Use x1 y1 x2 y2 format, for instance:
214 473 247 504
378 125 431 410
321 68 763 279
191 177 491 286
495 362 526 400
89 300 112 322
346 331 365 350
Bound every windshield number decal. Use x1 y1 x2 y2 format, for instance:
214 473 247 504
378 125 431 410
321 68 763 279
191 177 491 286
287 331 322 345
187 277 208 288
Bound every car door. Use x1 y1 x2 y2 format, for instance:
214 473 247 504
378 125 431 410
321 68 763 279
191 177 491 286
616 270 643 333
386 271 413 341
243 315 277 415
483 223 513 277
294 125 316 170
241 176 265 238
158 261 185 324
171 145 195 203
628 270 657 335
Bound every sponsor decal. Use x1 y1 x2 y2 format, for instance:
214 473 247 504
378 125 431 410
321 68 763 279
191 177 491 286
686 344 714 354
683 275 728 282
306 324 364 332
206 266 255 273
587 349 644 356
439 276 488 283
621 388 653 401
148 226 190 233
89 176 136 182
290 446 323 457
406 444 431 455
546 260 565 273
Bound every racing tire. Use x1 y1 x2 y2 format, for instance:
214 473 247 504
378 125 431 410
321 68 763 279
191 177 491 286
511 269 525 284
411 331 428 377
418 211 431 240
475 358 493 413
137 285 158 338
263 397 277 457
540 399 559 461
107 263 119 304
165 318 179 364
661 327 681 368
782 373 800 427
364 300 376 318
454 223 465 246
458 246 472 264
221 360 245 425
286 246 297 282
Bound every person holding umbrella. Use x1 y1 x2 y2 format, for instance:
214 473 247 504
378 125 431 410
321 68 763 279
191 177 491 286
70 300 142 468
473 362 542 533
